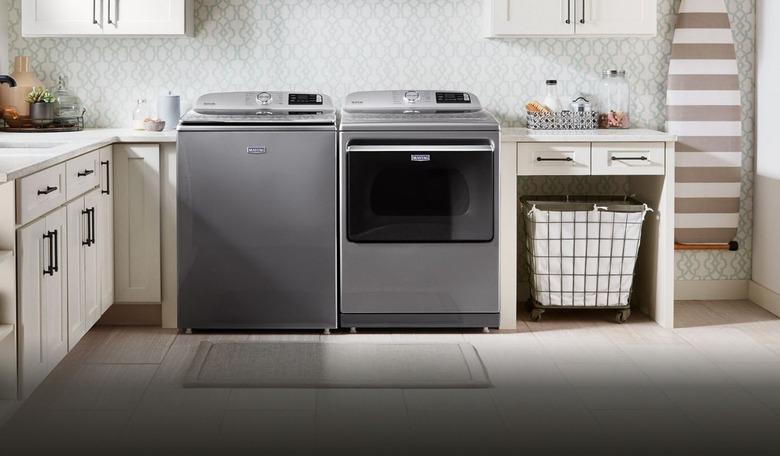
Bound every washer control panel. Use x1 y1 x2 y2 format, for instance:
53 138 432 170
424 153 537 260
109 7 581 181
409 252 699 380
194 91 333 114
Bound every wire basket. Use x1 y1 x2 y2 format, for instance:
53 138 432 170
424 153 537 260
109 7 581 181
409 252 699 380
526 111 599 130
519 195 653 322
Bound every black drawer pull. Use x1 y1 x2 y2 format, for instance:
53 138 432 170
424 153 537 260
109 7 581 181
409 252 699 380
537 157 574 162
78 169 95 177
37 186 58 196
612 156 649 161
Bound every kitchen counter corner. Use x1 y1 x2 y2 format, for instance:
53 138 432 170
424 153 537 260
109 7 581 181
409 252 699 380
0 129 177 183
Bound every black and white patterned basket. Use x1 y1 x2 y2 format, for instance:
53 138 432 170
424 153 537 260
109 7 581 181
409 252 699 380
526 111 599 130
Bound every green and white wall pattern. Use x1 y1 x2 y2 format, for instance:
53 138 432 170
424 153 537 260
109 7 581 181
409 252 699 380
5 0 756 283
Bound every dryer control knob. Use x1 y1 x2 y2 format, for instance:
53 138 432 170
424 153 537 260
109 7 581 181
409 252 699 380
256 92 273 104
404 91 420 103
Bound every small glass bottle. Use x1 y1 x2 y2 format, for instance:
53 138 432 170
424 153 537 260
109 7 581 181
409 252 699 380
543 80 561 112
132 99 149 130
598 70 631 129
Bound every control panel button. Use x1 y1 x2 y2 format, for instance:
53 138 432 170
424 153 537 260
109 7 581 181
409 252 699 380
404 91 420 103
256 92 273 104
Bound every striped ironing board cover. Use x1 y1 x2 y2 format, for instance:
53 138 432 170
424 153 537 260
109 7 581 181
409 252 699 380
667 0 742 245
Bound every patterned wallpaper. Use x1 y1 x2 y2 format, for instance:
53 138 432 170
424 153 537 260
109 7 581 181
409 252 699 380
5 0 755 282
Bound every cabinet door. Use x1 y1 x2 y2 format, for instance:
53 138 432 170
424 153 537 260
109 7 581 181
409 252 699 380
575 0 657 36
17 207 67 399
17 218 46 398
487 0 575 36
21 0 103 36
84 190 101 328
43 208 69 370
103 0 190 35
98 147 115 315
114 144 161 303
66 197 88 350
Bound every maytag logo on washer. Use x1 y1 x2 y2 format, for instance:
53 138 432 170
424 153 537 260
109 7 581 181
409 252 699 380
411 154 431 162
247 146 267 155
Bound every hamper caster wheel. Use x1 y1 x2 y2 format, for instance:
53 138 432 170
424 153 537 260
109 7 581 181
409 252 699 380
530 309 545 322
616 310 631 324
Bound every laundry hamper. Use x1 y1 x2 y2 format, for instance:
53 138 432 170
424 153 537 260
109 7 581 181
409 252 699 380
519 196 653 323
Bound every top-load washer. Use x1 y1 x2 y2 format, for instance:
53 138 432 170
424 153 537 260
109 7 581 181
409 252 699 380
339 90 501 330
177 92 338 331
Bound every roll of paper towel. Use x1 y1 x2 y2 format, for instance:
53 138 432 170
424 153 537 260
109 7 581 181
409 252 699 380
157 92 181 130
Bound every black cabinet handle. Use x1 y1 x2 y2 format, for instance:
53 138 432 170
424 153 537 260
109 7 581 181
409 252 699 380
43 231 54 276
78 169 95 177
107 0 113 24
101 160 111 195
566 0 571 24
37 186 58 196
92 0 98 24
537 157 574 162
82 209 92 246
611 156 649 161
90 208 96 246
52 229 59 273
580 0 586 24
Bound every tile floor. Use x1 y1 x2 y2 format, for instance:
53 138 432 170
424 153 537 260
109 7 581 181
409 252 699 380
2 301 780 455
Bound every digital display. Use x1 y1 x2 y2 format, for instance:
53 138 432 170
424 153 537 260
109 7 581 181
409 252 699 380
436 92 471 104
289 94 323 105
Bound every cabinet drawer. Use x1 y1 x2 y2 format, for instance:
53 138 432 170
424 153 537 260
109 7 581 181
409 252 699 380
517 143 591 176
66 150 100 200
17 164 67 225
592 142 665 176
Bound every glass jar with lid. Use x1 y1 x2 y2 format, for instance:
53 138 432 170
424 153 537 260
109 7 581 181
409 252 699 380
53 75 84 121
598 69 631 129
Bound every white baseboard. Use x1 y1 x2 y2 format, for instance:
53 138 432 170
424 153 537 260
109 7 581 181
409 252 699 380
749 281 780 318
675 279 749 301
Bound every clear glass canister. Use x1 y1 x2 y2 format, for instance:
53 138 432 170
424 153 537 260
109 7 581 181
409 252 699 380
598 70 631 129
53 75 83 120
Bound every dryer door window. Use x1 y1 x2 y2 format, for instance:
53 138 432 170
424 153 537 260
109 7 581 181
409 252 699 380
347 144 494 243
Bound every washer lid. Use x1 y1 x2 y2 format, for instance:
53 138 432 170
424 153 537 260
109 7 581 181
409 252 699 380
343 90 482 114
180 91 336 125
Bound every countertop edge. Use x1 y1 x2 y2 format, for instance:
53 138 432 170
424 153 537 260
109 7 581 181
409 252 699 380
501 128 677 143
0 131 177 183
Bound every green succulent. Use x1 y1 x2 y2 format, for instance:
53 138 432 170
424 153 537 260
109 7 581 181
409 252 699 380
25 86 56 104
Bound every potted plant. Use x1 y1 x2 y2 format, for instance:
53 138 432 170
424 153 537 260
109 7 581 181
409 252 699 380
25 86 56 126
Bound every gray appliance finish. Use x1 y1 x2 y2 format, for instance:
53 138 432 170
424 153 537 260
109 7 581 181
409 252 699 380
340 90 501 329
178 92 338 331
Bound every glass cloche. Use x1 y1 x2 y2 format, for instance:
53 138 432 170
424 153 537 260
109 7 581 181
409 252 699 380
53 75 84 121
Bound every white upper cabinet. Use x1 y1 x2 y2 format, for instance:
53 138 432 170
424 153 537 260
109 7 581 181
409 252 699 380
485 0 657 37
103 0 193 36
575 0 657 36
486 0 573 37
21 0 103 36
21 0 194 37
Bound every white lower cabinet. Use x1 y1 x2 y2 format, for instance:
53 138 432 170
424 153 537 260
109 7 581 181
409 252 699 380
113 144 161 303
66 189 101 350
98 147 114 314
17 207 68 399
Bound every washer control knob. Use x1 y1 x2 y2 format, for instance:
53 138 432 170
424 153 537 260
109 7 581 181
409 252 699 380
404 91 420 103
256 92 273 104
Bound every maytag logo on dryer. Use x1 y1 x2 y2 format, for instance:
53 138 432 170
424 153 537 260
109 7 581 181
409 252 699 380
411 154 431 162
247 146 267 155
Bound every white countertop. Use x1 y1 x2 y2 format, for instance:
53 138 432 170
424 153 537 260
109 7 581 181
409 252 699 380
0 129 177 183
502 128 677 143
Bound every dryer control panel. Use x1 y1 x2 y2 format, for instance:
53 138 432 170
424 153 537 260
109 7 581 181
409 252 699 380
344 90 481 113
